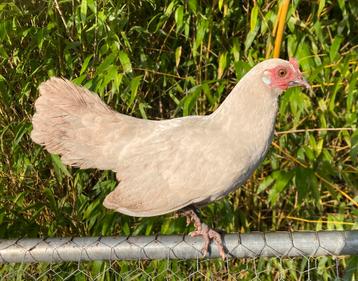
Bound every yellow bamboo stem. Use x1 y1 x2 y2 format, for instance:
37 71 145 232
276 127 355 135
273 0 290 58
272 4 282 37
286 216 355 226
314 173 358 208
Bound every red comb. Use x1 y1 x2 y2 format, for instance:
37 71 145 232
289 58 299 70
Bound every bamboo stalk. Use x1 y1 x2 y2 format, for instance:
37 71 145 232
276 127 355 135
273 0 290 58
286 215 355 226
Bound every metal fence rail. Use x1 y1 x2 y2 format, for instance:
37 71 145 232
1 231 357 263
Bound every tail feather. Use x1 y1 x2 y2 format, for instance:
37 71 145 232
31 77 120 170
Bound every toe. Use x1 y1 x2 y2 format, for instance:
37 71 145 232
189 230 201 237
201 247 208 257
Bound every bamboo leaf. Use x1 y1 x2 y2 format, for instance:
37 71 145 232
317 0 325 18
128 76 142 108
250 5 259 32
218 0 224 11
329 35 343 61
175 46 182 68
257 175 275 193
193 19 208 55
118 51 132 73
268 171 294 205
244 25 259 54
295 168 319 204
217 52 227 79
350 130 358 162
51 154 71 178
80 54 93 75
175 6 184 31
188 0 197 12
80 0 88 22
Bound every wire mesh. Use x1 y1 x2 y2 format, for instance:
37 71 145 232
1 254 356 280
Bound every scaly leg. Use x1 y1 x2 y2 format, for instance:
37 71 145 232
180 208 226 259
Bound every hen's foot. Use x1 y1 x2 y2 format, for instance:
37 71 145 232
180 209 226 259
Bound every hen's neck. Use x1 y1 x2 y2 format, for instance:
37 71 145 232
210 74 280 142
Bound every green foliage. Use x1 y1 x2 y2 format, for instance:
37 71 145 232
0 0 357 279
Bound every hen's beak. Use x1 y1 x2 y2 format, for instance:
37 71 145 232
288 77 310 89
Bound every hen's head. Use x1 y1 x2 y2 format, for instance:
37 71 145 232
258 58 310 92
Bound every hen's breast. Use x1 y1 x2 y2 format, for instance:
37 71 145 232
193 100 278 205
193 129 275 206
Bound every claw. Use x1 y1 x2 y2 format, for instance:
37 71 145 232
186 216 192 226
178 208 226 260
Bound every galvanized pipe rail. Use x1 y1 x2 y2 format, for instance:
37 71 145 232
1 231 357 263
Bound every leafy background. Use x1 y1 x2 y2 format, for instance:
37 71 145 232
0 0 357 279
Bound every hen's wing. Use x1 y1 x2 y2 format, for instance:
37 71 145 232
103 117 244 217
32 78 242 217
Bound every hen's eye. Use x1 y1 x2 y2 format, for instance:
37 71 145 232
278 68 287 77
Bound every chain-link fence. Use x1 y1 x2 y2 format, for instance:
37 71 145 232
1 231 357 263
1 231 357 280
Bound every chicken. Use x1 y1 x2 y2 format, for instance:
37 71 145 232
31 58 309 259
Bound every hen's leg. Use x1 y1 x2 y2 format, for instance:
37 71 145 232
180 208 226 259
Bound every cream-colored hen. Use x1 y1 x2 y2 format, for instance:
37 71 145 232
31 58 309 216
31 58 309 257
